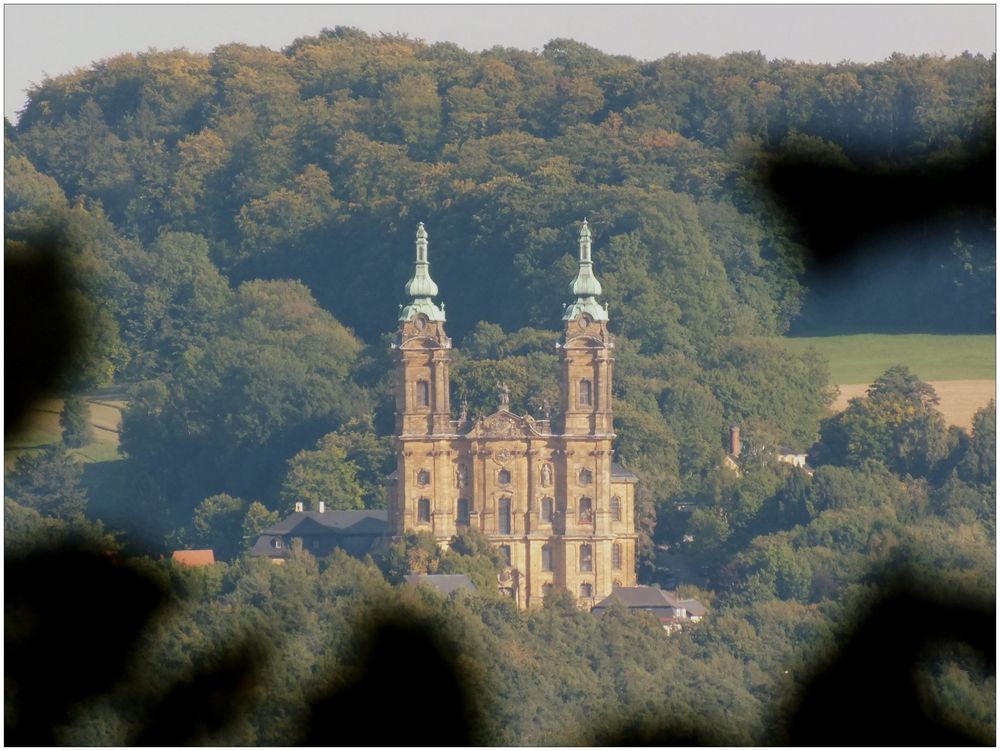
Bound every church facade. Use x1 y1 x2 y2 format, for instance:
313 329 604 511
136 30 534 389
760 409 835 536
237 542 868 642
388 221 637 609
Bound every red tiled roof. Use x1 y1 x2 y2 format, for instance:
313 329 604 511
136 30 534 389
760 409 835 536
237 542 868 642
171 549 215 566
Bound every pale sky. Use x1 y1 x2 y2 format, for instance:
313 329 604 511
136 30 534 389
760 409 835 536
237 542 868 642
3 4 996 122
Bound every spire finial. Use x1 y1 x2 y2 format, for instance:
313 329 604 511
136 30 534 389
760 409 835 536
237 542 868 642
400 222 445 322
563 217 608 322
579 218 592 263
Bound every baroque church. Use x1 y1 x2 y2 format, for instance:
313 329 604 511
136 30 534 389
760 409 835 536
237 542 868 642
388 220 638 609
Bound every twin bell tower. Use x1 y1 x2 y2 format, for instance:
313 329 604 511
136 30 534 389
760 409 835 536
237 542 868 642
389 221 637 609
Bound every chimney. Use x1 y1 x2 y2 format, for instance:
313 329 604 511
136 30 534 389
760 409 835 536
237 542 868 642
318 501 326 514
729 424 741 457
295 501 304 513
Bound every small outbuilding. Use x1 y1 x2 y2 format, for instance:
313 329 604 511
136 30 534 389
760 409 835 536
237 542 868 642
592 585 708 631
171 549 216 567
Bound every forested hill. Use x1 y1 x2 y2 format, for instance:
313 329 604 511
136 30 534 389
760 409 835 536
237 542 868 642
4 29 995 532
6 29 995 350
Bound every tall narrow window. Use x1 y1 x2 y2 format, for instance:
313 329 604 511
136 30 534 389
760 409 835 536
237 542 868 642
541 544 553 571
579 544 593 572
612 543 622 570
498 497 512 535
580 582 593 598
611 495 622 522
417 497 431 524
499 544 512 567
579 497 593 522
541 497 554 523
555 498 567 534
457 498 470 526
416 380 430 407
579 379 593 407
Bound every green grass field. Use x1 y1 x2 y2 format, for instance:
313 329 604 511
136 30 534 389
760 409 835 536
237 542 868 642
5 397 124 470
783 334 996 385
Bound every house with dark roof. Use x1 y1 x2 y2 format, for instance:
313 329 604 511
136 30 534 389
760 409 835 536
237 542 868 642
404 573 478 596
591 586 708 631
251 508 389 562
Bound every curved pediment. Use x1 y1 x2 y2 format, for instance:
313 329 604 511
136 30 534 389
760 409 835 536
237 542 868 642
398 334 451 350
562 333 611 348
464 409 546 438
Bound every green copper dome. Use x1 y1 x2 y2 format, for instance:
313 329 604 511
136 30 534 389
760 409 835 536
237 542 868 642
400 222 446 322
563 219 609 322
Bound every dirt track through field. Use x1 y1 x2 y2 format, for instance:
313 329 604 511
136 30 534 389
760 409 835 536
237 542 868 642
833 380 996 430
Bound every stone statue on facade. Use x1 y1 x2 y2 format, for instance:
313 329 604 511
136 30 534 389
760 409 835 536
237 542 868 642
496 381 510 407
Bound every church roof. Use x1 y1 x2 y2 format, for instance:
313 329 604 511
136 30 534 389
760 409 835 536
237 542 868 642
611 462 639 481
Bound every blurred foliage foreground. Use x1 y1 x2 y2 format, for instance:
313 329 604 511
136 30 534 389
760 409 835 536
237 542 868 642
3 533 995 746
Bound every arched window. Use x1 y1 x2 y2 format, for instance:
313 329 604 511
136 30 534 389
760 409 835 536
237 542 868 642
611 495 622 522
578 497 593 522
613 579 622 589
541 497 554 523
580 582 593 598
579 544 593 572
541 544 553 571
498 468 511 485
457 498 470 526
579 468 593 485
417 469 430 486
417 497 431 524
499 544 512 567
498 497 512 535
579 379 593 407
416 380 430 407
612 543 622 570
